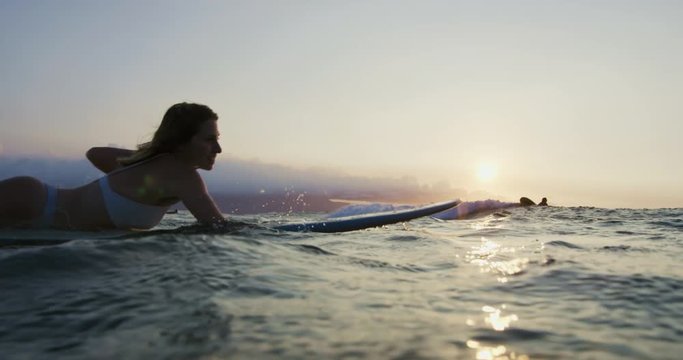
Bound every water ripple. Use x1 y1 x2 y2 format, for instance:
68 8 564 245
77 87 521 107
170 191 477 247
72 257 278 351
1 207 682 359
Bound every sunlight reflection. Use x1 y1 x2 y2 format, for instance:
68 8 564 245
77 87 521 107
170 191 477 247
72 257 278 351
467 340 529 360
466 305 527 360
466 238 529 283
469 216 504 231
482 305 518 331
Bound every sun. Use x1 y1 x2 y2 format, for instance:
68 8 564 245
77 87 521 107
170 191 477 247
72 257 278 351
477 163 498 182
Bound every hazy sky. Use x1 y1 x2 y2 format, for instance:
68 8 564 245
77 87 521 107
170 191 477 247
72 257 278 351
1 0 681 208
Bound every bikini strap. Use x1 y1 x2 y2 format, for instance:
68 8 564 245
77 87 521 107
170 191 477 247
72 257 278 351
108 153 167 176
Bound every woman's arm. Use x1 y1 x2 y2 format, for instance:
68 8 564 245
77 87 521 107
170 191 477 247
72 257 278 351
86 147 134 174
174 170 226 226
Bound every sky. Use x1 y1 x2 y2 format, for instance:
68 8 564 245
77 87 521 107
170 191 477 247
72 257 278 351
1 0 681 208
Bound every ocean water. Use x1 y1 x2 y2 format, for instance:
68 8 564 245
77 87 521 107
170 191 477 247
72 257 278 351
1 206 682 359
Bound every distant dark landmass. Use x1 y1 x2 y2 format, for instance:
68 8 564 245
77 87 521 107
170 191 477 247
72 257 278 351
0 156 465 214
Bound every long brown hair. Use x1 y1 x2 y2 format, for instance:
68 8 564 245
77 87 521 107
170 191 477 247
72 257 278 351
120 102 218 166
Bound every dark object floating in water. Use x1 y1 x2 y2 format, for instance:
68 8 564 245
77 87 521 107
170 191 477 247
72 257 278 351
519 197 536 206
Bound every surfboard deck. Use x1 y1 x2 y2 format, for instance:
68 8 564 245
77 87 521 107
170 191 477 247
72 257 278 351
274 199 460 233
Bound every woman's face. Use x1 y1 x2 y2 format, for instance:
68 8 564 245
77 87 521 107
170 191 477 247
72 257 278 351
178 120 222 170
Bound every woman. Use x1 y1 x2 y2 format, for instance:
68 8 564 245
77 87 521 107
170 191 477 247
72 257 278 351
0 102 225 230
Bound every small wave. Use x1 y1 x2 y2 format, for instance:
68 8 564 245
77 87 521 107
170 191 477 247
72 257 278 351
459 228 510 238
0 242 118 278
289 244 335 256
601 245 631 252
648 220 683 230
343 256 427 273
531 255 556 266
469 327 550 342
544 240 583 249
598 220 625 226
386 235 422 242
492 211 510 218
0 220 259 249
504 269 683 313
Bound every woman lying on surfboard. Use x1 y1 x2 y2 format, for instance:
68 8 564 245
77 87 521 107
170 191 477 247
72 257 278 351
0 102 226 230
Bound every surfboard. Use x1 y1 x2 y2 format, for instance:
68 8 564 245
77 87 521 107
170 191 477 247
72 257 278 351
1 200 460 244
274 199 460 233
431 199 520 220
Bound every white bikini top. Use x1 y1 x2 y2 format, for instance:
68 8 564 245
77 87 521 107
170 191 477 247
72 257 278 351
98 155 176 229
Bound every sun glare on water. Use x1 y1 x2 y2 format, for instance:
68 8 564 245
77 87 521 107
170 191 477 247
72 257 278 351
477 163 498 182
